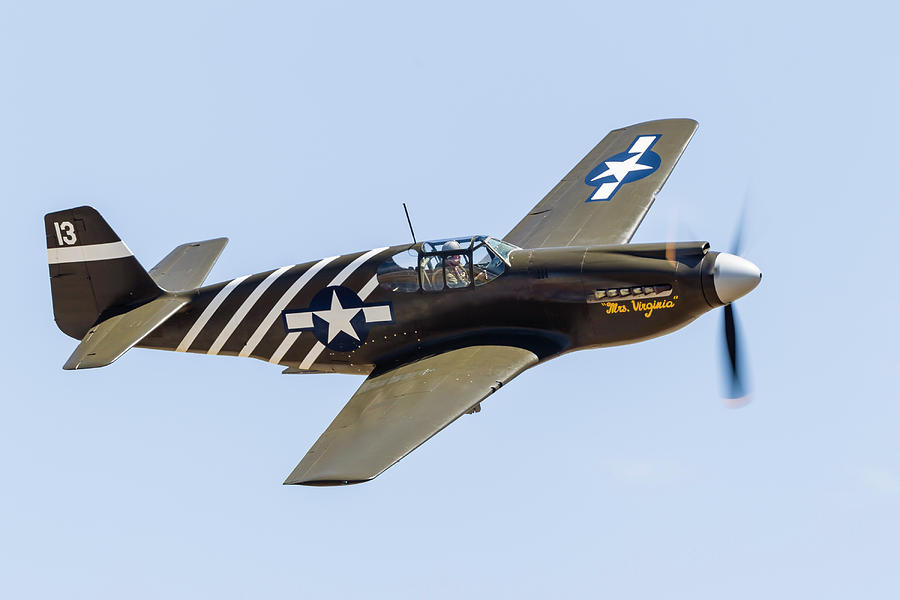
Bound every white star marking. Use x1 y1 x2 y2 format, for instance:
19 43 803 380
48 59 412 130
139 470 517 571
316 291 361 342
590 152 653 183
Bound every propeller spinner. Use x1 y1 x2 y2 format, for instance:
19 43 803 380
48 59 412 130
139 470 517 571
712 245 761 405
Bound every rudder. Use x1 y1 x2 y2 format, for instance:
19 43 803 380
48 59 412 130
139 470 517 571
45 206 161 339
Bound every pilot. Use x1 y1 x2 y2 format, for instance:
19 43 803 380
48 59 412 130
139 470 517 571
442 240 469 287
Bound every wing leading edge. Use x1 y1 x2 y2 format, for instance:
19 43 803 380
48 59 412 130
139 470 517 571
284 345 539 486
505 118 698 249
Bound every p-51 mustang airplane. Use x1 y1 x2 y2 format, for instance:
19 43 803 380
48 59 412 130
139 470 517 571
45 118 761 486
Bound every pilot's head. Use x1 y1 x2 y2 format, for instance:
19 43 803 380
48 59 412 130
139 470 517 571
443 240 462 265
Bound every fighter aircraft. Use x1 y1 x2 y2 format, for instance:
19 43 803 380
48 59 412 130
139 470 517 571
44 118 761 486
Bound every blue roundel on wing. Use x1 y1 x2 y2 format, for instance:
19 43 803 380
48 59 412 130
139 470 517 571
282 286 394 352
584 134 662 202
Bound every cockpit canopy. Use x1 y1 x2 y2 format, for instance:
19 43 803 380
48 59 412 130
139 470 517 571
377 236 519 293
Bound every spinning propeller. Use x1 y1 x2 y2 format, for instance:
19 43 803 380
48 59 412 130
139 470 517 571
666 202 761 406
714 211 760 407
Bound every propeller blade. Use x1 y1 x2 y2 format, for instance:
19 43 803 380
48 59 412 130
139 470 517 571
730 187 752 255
722 190 753 406
722 302 750 406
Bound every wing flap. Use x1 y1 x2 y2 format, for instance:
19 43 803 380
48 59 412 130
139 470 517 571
505 118 698 248
284 345 539 485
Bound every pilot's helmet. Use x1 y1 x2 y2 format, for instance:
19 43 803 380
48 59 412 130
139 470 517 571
442 240 462 264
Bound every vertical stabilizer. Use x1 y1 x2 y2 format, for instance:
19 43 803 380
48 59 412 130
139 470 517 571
45 206 161 339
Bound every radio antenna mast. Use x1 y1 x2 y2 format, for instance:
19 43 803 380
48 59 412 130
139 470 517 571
402 203 417 245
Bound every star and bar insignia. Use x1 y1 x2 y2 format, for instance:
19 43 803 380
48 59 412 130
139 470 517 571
584 134 662 202
282 286 394 351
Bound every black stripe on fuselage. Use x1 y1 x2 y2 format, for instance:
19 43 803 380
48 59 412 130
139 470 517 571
248 252 367 362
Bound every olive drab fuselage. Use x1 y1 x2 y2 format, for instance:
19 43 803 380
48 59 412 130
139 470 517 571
138 240 725 374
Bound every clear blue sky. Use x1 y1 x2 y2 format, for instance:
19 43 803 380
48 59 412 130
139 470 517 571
2 1 898 597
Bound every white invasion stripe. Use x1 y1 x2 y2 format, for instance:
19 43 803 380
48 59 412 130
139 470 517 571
269 332 303 365
207 265 294 355
175 275 250 352
295 274 381 370
358 274 380 299
324 247 389 289
238 256 340 358
295 341 325 370
47 241 132 264
270 250 387 366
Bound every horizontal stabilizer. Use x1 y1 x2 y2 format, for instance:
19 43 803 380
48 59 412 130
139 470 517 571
149 238 228 292
63 296 187 370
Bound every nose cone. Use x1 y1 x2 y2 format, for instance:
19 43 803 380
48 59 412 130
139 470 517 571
713 253 762 303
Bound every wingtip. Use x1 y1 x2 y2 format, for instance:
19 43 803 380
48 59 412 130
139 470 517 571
283 478 370 487
611 117 699 136
658 117 699 130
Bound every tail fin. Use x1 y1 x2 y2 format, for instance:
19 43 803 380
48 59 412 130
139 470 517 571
45 206 162 340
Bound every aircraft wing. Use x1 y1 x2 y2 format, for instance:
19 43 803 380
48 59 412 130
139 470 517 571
504 118 698 248
284 345 538 485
